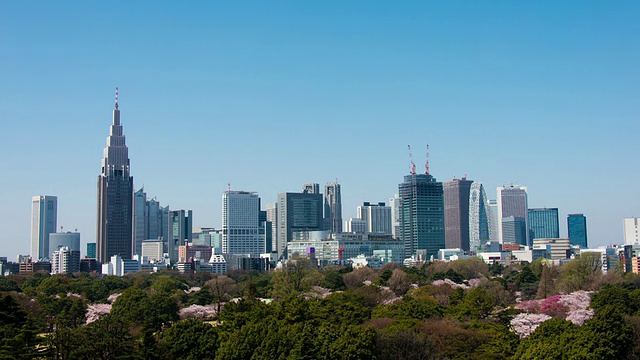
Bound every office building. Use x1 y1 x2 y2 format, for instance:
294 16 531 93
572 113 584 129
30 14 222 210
502 216 528 245
141 240 164 261
30 195 57 261
624 217 640 245
133 188 170 255
497 185 529 245
97 89 134 263
568 214 588 248
276 191 323 258
469 182 492 251
49 232 80 259
532 238 571 260
324 181 342 233
444 177 473 251
179 242 213 263
168 210 193 263
222 191 265 256
51 246 80 274
356 202 393 234
528 208 559 240
398 173 445 259
260 210 273 253
302 183 320 194
488 199 499 241
266 203 278 253
345 218 367 234
389 194 401 238
86 243 96 258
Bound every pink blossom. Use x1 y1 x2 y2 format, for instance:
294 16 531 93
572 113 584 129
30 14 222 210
540 295 568 318
515 300 541 313
303 286 332 299
566 308 594 325
86 303 112 324
107 293 121 303
66 292 82 298
510 313 552 338
559 291 592 312
467 279 481 288
179 304 217 320
184 287 201 294
431 279 468 289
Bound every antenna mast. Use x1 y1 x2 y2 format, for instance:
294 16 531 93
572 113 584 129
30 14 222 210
115 87 119 109
407 145 416 175
425 144 430 175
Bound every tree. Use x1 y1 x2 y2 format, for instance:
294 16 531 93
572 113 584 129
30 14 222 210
387 269 411 296
556 253 603 293
535 263 558 299
452 288 496 320
322 270 346 291
157 319 219 360
343 266 376 290
205 276 238 313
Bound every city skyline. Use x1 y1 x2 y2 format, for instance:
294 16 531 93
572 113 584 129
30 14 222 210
2 2 639 258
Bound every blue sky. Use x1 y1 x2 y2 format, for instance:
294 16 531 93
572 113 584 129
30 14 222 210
1 2 639 258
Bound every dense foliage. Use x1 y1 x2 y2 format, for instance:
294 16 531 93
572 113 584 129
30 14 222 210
2 255 640 359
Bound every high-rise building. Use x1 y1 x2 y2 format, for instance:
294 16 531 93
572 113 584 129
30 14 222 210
345 218 367 233
502 216 528 245
497 185 529 245
30 195 57 260
488 199 499 241
168 210 193 263
469 182 492 251
567 214 588 248
266 203 278 253
97 89 134 263
398 173 445 260
528 208 559 240
624 217 640 245
444 177 473 251
133 188 169 255
49 232 80 259
389 194 401 239
276 191 323 258
356 202 392 234
222 191 265 256
86 243 96 258
51 246 80 274
302 183 320 194
259 210 272 253
324 181 342 233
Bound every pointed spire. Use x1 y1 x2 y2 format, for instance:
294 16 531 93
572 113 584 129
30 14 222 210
115 87 119 110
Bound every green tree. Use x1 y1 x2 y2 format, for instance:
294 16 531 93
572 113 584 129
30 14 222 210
452 288 496 320
322 270 346 291
157 319 219 360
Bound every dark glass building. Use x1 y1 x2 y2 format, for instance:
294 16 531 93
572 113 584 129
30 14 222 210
277 191 324 258
502 216 527 245
96 89 134 263
399 173 445 260
444 177 473 251
568 214 588 248
528 208 559 240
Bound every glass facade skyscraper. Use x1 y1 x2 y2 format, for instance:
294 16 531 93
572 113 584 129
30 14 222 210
96 89 134 263
399 173 445 259
528 208 559 240
30 195 57 261
324 181 342 233
444 177 473 251
568 214 587 248
497 185 528 245
469 182 492 251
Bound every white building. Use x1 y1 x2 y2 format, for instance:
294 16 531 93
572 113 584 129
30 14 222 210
31 195 57 261
51 246 80 274
222 191 265 256
497 185 528 245
141 240 164 261
356 202 392 234
389 194 400 239
532 238 571 260
345 218 366 234
624 217 640 245
209 252 227 274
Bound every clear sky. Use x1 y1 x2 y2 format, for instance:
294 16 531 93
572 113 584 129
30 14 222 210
1 2 639 259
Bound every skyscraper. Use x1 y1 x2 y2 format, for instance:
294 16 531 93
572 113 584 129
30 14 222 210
488 199 499 241
356 202 392 234
30 195 57 261
399 173 445 260
567 214 587 248
168 210 193 263
97 89 134 263
443 177 473 251
302 183 320 194
389 194 401 239
133 188 169 255
497 185 528 245
222 191 265 256
502 216 527 245
528 208 559 240
469 182 492 251
277 191 323 258
266 203 278 253
624 217 640 245
324 181 342 233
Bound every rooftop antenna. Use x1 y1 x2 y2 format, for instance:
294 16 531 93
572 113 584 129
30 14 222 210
425 144 430 175
228 182 231 192
115 87 119 109
407 145 416 175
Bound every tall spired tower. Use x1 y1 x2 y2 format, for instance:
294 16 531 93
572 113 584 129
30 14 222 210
96 88 134 263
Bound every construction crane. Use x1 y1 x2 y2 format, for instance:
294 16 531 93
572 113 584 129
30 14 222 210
407 145 416 175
